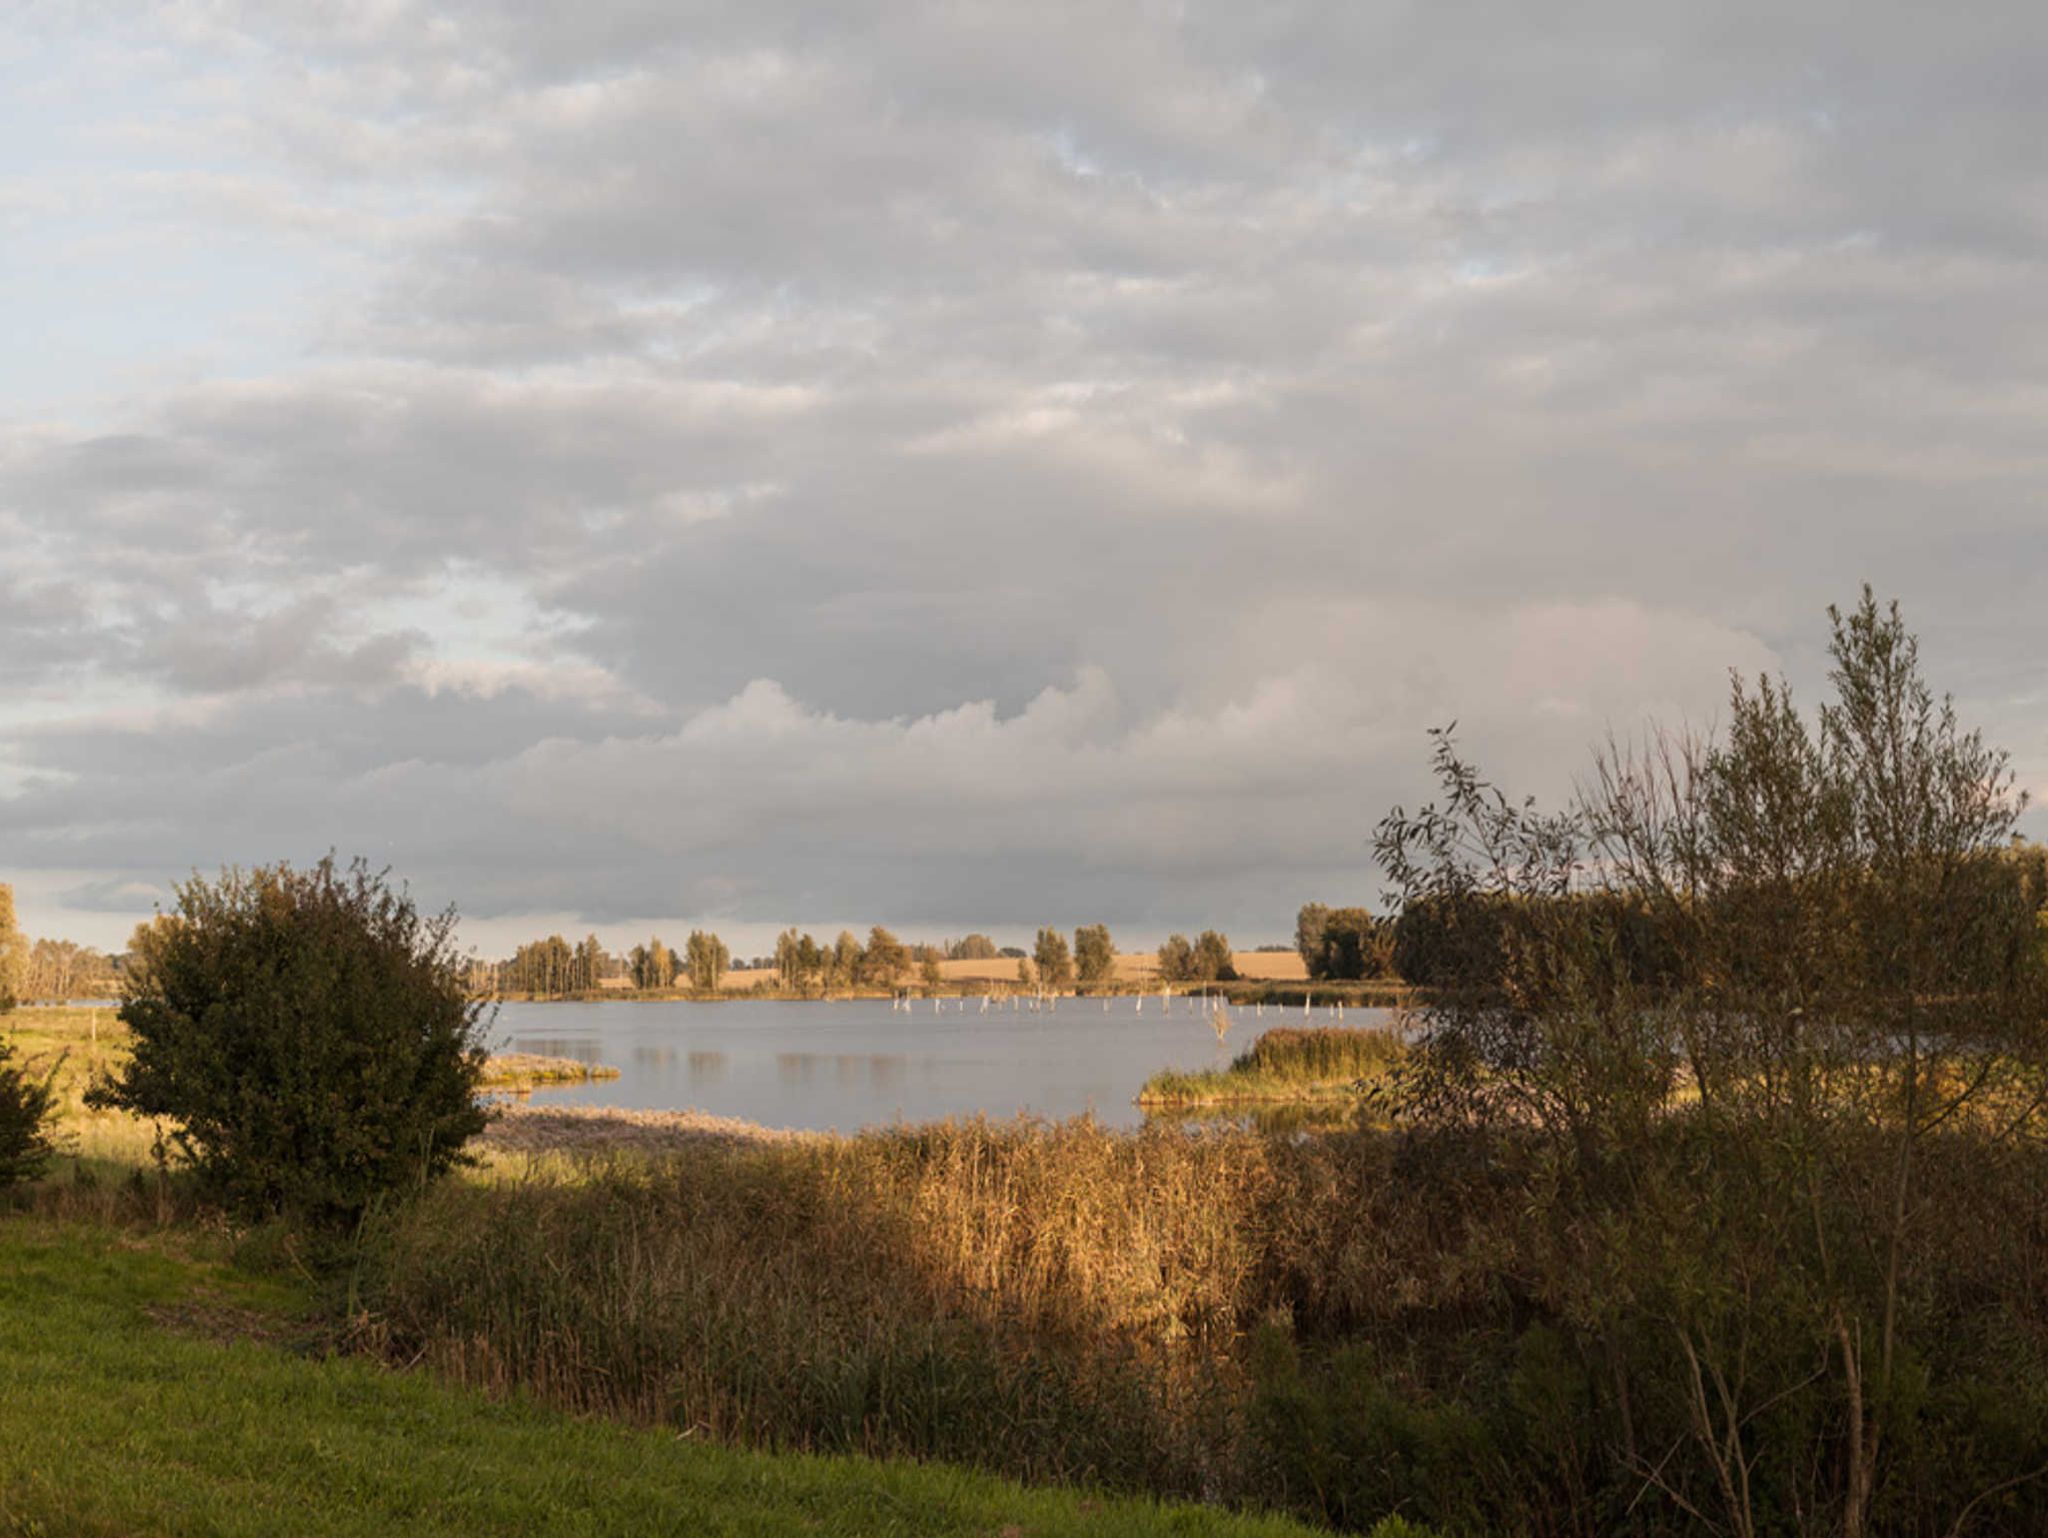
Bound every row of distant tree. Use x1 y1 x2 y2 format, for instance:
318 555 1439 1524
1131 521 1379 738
0 887 129 1006
1 878 1398 1006
481 920 1276 998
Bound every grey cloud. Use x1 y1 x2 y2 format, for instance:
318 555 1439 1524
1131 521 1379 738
6 0 2048 946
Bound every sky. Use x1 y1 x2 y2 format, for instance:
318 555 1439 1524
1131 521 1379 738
4 1 2046 959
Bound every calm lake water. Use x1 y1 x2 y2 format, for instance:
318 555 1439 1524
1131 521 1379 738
493 996 1396 1132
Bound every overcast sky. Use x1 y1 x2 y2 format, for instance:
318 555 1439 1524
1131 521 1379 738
5 2 2046 958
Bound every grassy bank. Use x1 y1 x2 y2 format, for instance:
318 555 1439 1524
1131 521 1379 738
0 1216 1334 1538
1136 1027 1406 1107
480 1052 622 1091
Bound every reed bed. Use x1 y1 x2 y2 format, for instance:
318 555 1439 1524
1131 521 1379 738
1138 1026 1407 1107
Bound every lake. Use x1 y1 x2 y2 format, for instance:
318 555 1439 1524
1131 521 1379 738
493 996 1395 1132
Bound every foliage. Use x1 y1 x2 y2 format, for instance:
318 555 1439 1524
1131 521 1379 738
1157 933 1196 982
1193 930 1237 982
0 882 23 1012
86 856 490 1225
1033 927 1074 990
684 930 730 993
1293 903 1329 981
1073 924 1116 986
0 1035 56 1187
1297 907 1392 981
949 933 1000 961
775 928 825 992
629 936 677 991
1372 590 2048 1537
860 926 909 987
920 952 944 993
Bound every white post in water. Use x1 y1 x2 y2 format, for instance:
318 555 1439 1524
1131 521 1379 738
1304 990 1311 1017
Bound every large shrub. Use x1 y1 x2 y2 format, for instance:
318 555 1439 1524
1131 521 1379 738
0 1038 56 1188
90 856 490 1224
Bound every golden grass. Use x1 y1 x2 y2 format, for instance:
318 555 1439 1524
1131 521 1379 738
480 1053 622 1091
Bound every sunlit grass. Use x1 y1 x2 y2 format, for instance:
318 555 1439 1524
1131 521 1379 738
0 1217 1332 1538
1136 1027 1406 1107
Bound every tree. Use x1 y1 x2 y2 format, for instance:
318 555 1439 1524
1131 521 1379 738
1033 927 1074 991
774 928 808 991
0 1037 54 1188
920 952 944 994
0 883 24 1012
1073 924 1115 988
684 930 730 993
1015 956 1035 990
1302 907 1389 980
1191 930 1236 982
830 930 864 989
1156 934 1195 983
861 926 909 988
87 857 489 1224
573 934 606 993
1295 902 1331 980
629 937 676 991
950 934 1000 961
1373 591 2048 1538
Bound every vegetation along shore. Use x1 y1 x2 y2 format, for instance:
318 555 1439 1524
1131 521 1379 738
8 593 2048 1536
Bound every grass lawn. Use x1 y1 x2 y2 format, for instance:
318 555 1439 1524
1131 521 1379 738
0 1219 1328 1538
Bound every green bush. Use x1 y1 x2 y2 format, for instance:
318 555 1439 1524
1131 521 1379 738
0 1038 56 1188
88 856 489 1225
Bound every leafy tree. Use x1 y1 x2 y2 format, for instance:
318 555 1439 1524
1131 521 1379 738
950 933 1000 961
1033 928 1074 991
0 1038 54 1188
0 883 24 1012
998 946 1027 959
629 937 676 991
573 934 606 993
0 881 52 1186
1192 930 1236 982
1156 934 1195 983
1015 956 1035 989
830 930 864 988
684 930 730 993
774 928 812 992
87 857 489 1225
1302 907 1390 980
1294 902 1331 980
920 952 944 994
1073 924 1116 988
861 926 909 988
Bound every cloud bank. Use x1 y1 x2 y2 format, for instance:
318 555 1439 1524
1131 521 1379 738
4 1 2044 952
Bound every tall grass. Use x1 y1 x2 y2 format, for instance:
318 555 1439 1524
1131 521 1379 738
370 1121 1307 1497
1138 1026 1406 1106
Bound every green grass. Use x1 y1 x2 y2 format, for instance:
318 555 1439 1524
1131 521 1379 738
1136 1027 1406 1107
0 1218 1328 1538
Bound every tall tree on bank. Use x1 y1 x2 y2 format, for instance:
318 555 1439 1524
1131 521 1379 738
1156 934 1195 983
1191 930 1236 982
629 937 676 991
0 883 25 1012
1073 925 1116 988
862 926 909 988
1294 903 1330 980
1034 928 1074 991
684 930 729 993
